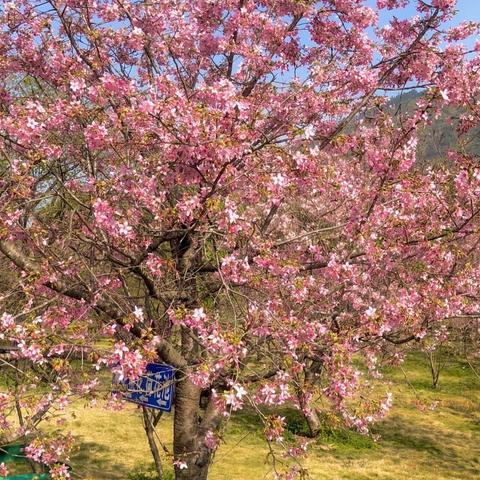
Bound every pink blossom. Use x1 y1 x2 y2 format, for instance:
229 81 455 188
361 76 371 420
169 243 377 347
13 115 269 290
204 430 219 450
70 78 86 93
0 0 479 473
85 122 109 150
50 464 71 480
0 463 8 477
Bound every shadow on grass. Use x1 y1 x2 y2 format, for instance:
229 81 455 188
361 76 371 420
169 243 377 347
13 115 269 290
71 439 130 479
229 405 310 437
373 414 480 477
228 408 263 435
230 406 377 457
374 416 443 455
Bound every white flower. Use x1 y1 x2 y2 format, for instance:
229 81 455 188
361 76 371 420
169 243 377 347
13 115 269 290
233 383 247 399
70 78 86 93
272 173 287 187
26 118 39 130
117 220 132 236
174 460 188 470
304 124 316 140
133 306 144 322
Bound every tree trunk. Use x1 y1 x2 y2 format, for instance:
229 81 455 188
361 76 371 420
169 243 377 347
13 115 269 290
173 378 212 480
171 233 221 479
304 406 322 438
174 459 210 480
298 359 323 438
426 351 441 388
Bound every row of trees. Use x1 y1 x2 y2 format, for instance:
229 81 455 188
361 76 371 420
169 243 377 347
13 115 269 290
1 1 480 479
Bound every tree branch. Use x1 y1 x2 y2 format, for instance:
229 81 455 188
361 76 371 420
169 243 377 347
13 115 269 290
0 239 187 368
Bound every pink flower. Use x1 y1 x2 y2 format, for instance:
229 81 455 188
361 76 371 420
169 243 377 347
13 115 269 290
0 313 15 330
204 430 219 450
107 342 146 381
224 383 247 411
0 462 9 477
85 122 109 150
70 78 86 93
50 464 71 480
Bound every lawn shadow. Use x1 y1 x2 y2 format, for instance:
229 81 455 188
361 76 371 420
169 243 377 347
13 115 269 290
375 415 443 455
228 407 263 437
373 414 480 478
71 438 131 479
229 405 310 437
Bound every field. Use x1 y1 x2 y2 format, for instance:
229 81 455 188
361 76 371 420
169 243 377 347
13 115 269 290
41 352 480 480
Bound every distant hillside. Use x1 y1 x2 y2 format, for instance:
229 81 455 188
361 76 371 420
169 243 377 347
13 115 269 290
387 89 480 165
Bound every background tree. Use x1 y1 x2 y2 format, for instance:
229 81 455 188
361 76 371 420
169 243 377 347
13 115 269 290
1 1 480 479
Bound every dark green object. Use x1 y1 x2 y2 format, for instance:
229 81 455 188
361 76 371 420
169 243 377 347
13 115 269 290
4 474 50 480
0 444 25 463
0 444 51 480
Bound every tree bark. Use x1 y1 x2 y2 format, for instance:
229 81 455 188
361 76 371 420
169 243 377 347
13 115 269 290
298 359 323 438
173 378 212 480
304 407 322 438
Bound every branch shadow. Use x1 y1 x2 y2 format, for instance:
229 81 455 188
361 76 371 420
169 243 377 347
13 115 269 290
71 439 131 479
373 414 480 477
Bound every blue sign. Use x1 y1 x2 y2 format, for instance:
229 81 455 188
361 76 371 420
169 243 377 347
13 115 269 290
116 363 175 412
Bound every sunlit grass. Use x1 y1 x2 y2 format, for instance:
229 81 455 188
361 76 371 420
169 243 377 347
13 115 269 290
45 352 479 479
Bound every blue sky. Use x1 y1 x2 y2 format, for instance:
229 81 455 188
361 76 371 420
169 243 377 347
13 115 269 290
379 0 480 51
359 1 480 56
439 0 480 22
373 0 480 27
295 1 480 55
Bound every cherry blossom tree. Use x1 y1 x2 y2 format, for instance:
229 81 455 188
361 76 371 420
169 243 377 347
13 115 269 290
1 0 480 479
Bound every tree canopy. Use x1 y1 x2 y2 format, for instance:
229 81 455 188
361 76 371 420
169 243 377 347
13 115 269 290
0 1 479 479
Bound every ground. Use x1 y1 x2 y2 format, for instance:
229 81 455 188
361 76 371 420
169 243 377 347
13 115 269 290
42 352 480 480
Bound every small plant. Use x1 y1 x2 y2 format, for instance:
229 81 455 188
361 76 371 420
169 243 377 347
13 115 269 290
127 464 174 480
318 426 376 450
283 409 310 438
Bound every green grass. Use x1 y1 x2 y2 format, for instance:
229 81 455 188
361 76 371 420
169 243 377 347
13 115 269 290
44 352 479 479
127 464 174 480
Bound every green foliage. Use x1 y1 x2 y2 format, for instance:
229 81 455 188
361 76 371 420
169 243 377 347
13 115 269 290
126 464 174 480
317 425 376 452
283 407 376 451
283 409 310 438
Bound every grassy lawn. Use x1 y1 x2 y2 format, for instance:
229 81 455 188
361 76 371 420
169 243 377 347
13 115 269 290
47 353 479 479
